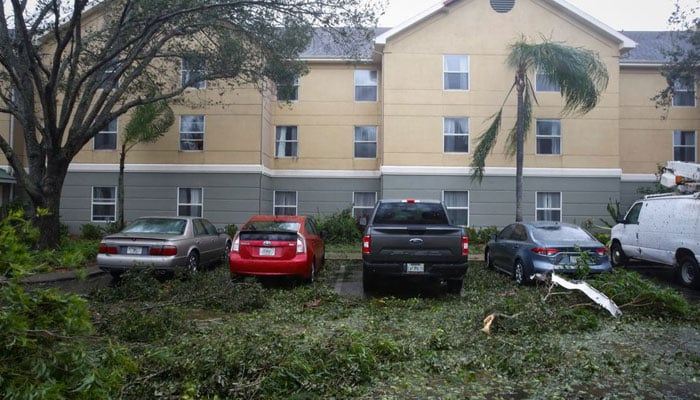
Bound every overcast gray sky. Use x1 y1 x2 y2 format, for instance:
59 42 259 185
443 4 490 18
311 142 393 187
378 0 693 31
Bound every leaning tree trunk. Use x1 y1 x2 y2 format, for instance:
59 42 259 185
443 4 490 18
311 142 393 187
514 69 526 222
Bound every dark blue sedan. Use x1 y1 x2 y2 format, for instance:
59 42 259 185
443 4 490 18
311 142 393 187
484 222 611 285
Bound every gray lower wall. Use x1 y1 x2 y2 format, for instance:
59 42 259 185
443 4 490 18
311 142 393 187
60 170 644 233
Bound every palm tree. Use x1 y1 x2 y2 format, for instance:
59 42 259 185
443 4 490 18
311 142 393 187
117 96 175 230
471 36 609 221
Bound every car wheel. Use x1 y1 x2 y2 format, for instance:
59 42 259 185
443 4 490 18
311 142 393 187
485 249 494 269
513 259 531 285
187 251 200 274
109 271 123 280
610 241 628 267
362 264 375 292
306 261 316 284
222 241 232 264
446 278 463 294
678 255 700 289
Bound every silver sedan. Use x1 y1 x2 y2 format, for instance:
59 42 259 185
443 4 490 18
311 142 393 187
97 216 231 278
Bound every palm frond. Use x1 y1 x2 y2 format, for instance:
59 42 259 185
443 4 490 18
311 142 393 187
470 109 503 182
123 97 175 151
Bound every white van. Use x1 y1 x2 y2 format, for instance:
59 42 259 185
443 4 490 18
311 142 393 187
610 192 700 288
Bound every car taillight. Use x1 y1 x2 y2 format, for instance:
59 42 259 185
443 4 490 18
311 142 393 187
461 236 469 256
296 236 306 254
532 247 559 256
362 235 371 254
150 246 178 256
595 247 609 255
232 236 240 252
98 244 117 254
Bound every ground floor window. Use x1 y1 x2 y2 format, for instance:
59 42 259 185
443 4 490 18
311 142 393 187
443 190 469 226
274 191 297 216
92 186 116 222
353 191 377 225
536 192 561 222
178 187 203 217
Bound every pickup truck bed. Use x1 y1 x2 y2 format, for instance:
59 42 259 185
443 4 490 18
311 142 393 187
362 199 469 293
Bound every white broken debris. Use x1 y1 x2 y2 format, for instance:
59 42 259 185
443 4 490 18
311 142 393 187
548 273 622 317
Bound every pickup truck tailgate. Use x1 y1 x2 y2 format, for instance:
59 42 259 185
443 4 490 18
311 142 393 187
367 225 465 263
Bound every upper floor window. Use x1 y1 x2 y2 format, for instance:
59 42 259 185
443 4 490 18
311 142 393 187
275 126 298 158
536 192 562 222
535 68 559 92
180 115 205 151
99 62 120 90
277 77 299 101
354 126 377 158
274 191 297 216
536 119 561 155
354 70 378 102
674 130 696 162
92 186 116 222
443 55 469 90
673 77 695 107
178 187 203 217
443 117 469 153
94 119 118 151
443 191 469 226
181 58 206 89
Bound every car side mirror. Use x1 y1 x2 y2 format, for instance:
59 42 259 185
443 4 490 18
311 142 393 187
615 215 626 224
489 233 496 241
217 227 226 234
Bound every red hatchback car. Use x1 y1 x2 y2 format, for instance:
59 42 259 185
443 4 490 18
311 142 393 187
229 215 325 282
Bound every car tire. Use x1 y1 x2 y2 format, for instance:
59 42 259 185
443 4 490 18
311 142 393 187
109 271 123 280
678 254 700 289
485 249 494 269
514 259 531 285
362 264 375 292
446 278 463 294
306 261 316 284
187 251 200 274
610 241 628 267
222 241 232 265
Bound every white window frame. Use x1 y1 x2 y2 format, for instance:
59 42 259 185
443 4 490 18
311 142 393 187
100 63 120 90
91 186 116 222
673 130 696 162
352 191 377 222
274 191 298 216
443 190 469 226
354 126 377 158
181 58 206 89
177 187 203 217
275 126 298 158
277 76 299 102
536 119 561 155
179 115 205 151
443 117 469 153
535 68 560 92
93 118 118 151
354 70 378 102
672 78 696 107
443 54 469 91
536 192 562 222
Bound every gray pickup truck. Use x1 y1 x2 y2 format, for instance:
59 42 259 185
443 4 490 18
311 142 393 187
361 199 469 293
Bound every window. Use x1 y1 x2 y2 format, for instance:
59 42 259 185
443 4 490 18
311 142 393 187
443 117 469 153
673 78 695 107
674 130 696 162
354 70 378 101
275 126 298 157
353 192 377 225
443 55 469 90
443 191 469 226
181 58 206 89
536 119 561 155
277 77 299 101
536 68 559 92
178 187 203 217
536 192 562 222
92 186 116 222
99 62 120 90
354 126 377 158
274 191 297 216
180 115 204 151
94 119 118 150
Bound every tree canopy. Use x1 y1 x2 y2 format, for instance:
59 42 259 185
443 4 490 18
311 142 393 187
0 0 381 248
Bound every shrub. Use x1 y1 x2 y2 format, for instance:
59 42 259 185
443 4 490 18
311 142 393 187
315 208 362 244
80 223 104 240
0 210 40 278
225 223 238 238
465 226 499 245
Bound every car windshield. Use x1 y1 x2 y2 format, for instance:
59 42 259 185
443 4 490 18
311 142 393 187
531 225 593 242
123 218 187 235
244 221 301 232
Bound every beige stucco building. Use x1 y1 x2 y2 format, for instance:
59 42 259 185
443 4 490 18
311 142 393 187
3 0 696 230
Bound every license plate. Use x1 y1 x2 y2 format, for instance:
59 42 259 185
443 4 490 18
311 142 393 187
406 263 424 273
259 247 276 256
126 246 143 255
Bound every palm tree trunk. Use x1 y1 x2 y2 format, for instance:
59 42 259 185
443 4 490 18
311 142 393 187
515 69 526 222
117 145 126 231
